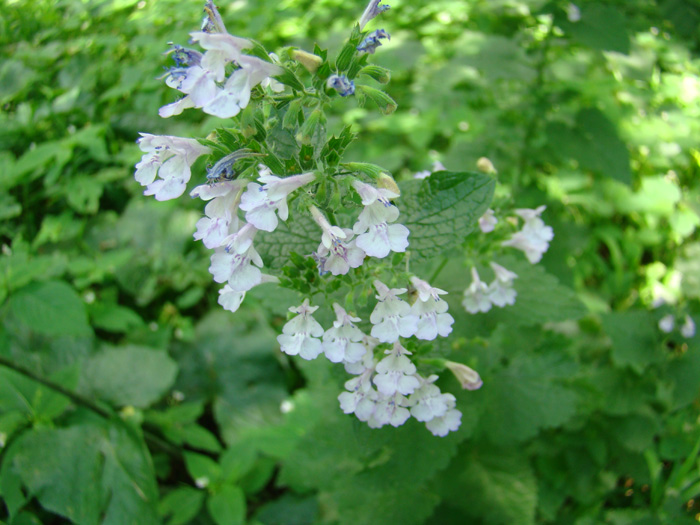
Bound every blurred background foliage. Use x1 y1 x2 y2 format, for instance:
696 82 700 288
1 0 700 523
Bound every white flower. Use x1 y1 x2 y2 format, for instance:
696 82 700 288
414 160 446 180
682 315 696 338
190 31 251 81
134 134 211 201
208 223 263 292
203 55 283 119
373 341 421 396
277 299 324 360
566 3 582 22
218 285 245 313
408 374 456 422
309 207 366 275
239 172 316 232
192 181 245 249
478 209 498 233
322 303 367 363
161 65 219 117
338 367 378 421
425 408 462 437
658 314 674 333
462 267 492 314
368 393 410 428
409 276 454 340
501 205 554 264
369 280 419 342
352 181 409 259
359 0 391 31
487 262 518 307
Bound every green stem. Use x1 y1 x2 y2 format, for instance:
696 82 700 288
429 257 449 283
0 355 207 460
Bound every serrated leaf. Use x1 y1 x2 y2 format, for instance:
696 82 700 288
399 171 495 261
82 345 177 408
602 311 662 373
207 484 245 525
477 353 579 444
433 446 537 525
3 423 158 525
9 280 92 337
255 214 319 269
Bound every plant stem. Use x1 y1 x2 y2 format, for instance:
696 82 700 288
429 257 449 283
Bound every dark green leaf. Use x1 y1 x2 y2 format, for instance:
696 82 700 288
207 484 246 525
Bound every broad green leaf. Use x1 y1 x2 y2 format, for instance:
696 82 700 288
0 368 72 421
547 109 632 185
82 345 177 408
558 4 630 54
207 484 246 525
159 486 206 525
3 423 158 525
666 339 700 409
88 302 144 333
254 493 318 525
8 280 92 337
399 171 495 261
433 446 537 525
602 311 662 373
477 353 579 444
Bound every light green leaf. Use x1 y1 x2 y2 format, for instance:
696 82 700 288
602 311 662 373
88 302 144 333
159 486 206 525
207 484 246 525
558 4 630 54
184 452 222 486
477 353 579 444
8 280 92 337
399 171 495 261
0 368 72 421
82 345 177 408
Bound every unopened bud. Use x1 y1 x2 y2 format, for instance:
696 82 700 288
476 157 497 174
377 173 400 197
445 361 483 390
292 49 324 73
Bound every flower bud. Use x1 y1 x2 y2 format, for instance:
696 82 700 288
292 49 324 73
359 64 391 84
445 361 483 390
476 157 498 174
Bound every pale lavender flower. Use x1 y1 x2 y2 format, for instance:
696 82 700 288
352 181 409 259
357 29 390 54
478 209 498 233
134 133 211 201
502 205 554 264
373 341 421 396
369 280 418 342
208 223 263 292
322 303 367 363
487 262 518 307
681 315 696 338
359 0 391 31
425 408 462 437
462 267 492 314
326 75 355 97
277 299 325 360
658 314 674 333
408 374 456 422
409 276 454 340
239 171 316 232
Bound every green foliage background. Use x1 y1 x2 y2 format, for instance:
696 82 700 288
1 0 700 523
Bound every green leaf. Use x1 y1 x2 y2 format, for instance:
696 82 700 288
547 108 632 185
558 3 630 54
0 368 72 421
159 486 206 525
486 256 588 326
207 484 246 525
433 446 537 525
89 302 144 333
602 311 662 373
399 171 495 261
477 353 579 444
255 214 319 269
184 452 222 486
82 345 177 408
3 423 158 525
8 280 91 337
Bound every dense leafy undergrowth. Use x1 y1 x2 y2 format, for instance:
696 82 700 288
2 0 700 523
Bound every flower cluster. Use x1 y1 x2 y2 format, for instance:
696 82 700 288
134 0 485 437
462 263 518 314
659 313 696 338
277 279 470 436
